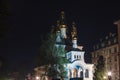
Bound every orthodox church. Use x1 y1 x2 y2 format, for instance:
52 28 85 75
55 11 94 80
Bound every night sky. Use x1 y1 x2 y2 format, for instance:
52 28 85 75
1 0 120 73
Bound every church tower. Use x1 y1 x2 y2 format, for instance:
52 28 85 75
71 22 78 48
60 11 67 39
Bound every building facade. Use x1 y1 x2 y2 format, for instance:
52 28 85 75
34 11 94 80
114 20 120 80
91 32 120 80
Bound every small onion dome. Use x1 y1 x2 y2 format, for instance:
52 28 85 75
56 30 60 33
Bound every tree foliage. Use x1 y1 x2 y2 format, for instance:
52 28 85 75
36 28 68 79
94 55 106 80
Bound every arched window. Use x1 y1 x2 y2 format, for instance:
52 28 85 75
85 69 89 78
80 71 83 77
73 68 78 78
74 55 76 59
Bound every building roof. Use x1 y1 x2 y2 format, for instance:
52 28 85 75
92 33 118 51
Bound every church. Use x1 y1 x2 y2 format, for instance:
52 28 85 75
55 11 93 80
34 11 94 80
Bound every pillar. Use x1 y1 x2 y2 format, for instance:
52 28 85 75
72 69 74 78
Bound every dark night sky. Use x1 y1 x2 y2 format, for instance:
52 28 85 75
0 0 120 73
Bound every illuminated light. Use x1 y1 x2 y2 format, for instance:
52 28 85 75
77 46 83 50
61 25 66 28
73 37 77 40
56 30 60 33
108 71 112 76
36 76 40 80
103 76 107 79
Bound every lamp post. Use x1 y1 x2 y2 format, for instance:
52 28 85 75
103 76 107 80
108 71 112 80
35 76 40 80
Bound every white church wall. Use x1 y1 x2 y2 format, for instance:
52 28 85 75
70 51 85 62
84 64 94 80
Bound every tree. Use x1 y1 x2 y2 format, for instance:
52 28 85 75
35 28 68 79
94 55 106 80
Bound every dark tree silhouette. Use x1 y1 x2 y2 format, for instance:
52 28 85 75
35 27 68 79
94 55 106 80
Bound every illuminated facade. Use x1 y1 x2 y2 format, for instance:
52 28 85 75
55 11 93 80
91 33 120 80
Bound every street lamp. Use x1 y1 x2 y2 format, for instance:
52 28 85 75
103 76 107 80
108 71 112 80
35 76 40 80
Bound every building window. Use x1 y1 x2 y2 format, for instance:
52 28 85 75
114 47 117 53
115 64 117 70
114 38 117 43
109 49 111 54
68 54 71 59
109 58 111 62
114 56 117 61
111 48 114 53
108 41 111 45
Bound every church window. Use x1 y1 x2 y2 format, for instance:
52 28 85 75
114 56 117 61
74 55 76 59
80 71 83 77
85 69 89 78
79 55 81 60
77 55 79 59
